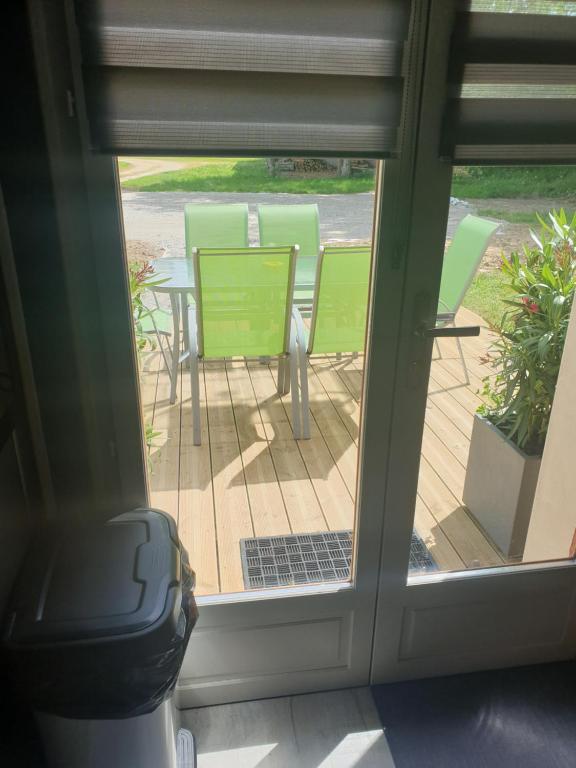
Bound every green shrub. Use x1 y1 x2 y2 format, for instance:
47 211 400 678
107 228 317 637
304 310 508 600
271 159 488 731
479 210 576 454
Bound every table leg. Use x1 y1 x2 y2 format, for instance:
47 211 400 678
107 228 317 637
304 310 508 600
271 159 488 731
169 292 180 404
181 292 191 369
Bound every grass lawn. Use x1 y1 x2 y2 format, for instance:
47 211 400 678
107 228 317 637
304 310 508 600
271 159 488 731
476 207 575 225
121 158 375 194
452 166 576 199
118 161 132 171
462 269 511 329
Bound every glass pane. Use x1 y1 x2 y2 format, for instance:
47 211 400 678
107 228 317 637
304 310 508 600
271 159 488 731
118 156 378 596
411 166 576 576
470 1 576 15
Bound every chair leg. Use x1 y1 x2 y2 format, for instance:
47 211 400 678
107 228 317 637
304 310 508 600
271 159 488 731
188 310 202 446
434 338 442 360
298 345 310 440
157 335 172 378
169 294 180 405
277 357 290 395
190 354 201 446
288 328 301 439
456 335 470 386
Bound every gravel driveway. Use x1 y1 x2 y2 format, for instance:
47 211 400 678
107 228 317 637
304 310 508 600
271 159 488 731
121 190 471 258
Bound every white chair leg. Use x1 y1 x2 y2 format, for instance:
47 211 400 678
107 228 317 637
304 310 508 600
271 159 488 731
188 308 201 445
288 325 301 439
298 345 310 439
190 355 201 446
157 334 172 378
434 337 442 360
169 294 180 405
277 357 290 395
456 335 470 386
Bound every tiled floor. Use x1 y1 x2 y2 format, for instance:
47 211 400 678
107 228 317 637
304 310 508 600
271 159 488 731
181 687 395 768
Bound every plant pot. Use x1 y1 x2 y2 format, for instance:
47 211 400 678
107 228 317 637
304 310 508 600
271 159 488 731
463 415 542 559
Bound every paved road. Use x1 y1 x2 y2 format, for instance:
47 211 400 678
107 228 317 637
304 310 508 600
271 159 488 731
121 190 470 257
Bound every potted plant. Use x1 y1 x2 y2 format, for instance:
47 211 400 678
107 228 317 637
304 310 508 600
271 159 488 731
463 210 576 559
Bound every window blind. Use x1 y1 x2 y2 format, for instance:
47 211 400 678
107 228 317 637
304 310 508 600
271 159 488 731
446 0 576 163
73 0 411 156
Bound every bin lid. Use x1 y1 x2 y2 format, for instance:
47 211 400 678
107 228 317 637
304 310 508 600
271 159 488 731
4 509 181 645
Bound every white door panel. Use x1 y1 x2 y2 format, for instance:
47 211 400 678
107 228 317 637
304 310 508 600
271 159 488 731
178 587 372 707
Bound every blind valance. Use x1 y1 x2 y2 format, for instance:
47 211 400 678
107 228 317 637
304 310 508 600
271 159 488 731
73 0 412 156
446 0 576 163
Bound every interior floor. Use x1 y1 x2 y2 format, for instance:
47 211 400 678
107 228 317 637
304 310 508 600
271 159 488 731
180 687 395 768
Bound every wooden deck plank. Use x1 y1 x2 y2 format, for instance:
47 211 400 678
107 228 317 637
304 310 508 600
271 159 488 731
424 400 470 468
178 363 219 596
268 438 329 534
296 436 355 532
417 457 504 568
414 495 466 572
204 363 254 594
227 361 292 538
148 367 181 523
247 364 329 534
421 424 467 499
309 357 360 440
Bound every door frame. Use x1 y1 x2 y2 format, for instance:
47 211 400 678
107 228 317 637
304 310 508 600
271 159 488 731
370 0 576 683
32 0 441 706
26 0 576 708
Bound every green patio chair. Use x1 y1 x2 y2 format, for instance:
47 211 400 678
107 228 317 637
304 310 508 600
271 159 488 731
188 245 301 445
184 203 249 252
146 203 251 404
292 246 372 439
258 203 320 309
436 214 499 383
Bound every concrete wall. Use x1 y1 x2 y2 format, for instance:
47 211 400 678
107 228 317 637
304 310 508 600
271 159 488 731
524 297 576 562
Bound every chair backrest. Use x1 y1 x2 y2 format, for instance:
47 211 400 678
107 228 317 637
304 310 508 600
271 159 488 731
308 246 372 355
193 246 297 358
185 203 249 254
258 204 320 258
438 214 499 314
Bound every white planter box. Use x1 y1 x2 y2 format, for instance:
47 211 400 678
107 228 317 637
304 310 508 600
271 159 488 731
463 415 542 559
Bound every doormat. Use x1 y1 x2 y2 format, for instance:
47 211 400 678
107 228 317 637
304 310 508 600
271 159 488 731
240 530 437 590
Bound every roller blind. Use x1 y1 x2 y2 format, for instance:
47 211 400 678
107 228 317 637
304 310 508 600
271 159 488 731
73 0 412 156
446 0 576 164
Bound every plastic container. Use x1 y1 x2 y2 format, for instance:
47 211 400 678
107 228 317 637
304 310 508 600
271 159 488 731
3 508 197 767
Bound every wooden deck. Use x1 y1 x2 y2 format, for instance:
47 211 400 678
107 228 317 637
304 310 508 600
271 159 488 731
141 306 505 596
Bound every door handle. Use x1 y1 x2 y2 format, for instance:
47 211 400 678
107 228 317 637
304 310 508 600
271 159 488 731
421 325 480 338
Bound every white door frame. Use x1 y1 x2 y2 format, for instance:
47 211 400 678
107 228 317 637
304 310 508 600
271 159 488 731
23 0 476 708
370 0 576 683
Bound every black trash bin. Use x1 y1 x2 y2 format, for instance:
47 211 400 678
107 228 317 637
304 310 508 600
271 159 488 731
3 508 198 768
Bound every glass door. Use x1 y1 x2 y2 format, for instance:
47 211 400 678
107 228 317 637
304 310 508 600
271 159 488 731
115 156 406 707
369 155 576 682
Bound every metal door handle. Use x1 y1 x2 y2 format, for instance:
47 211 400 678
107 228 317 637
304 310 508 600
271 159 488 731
421 325 480 338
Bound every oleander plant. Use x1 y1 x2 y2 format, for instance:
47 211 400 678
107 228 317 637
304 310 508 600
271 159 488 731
478 210 576 455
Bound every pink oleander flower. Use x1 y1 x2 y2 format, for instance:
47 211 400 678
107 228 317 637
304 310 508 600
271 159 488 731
521 296 539 314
